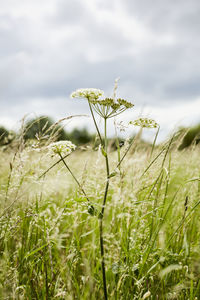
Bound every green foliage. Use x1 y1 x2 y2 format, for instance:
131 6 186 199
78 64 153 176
0 127 15 146
68 128 94 145
0 118 95 147
0 126 9 145
23 116 68 141
22 116 94 145
0 137 200 299
179 123 200 150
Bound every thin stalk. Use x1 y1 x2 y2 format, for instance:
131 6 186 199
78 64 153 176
5 152 17 202
99 117 109 300
104 118 108 153
140 146 166 178
39 153 71 179
101 118 110 216
99 218 108 300
88 101 103 145
150 126 160 160
58 153 90 203
114 118 121 170
88 103 109 299
114 135 135 170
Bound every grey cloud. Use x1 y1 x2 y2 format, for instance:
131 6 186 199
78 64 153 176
0 0 200 132
164 77 200 99
0 0 132 101
53 0 89 24
123 0 200 29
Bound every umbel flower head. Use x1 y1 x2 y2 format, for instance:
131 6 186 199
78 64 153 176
71 88 104 101
129 118 159 128
90 98 134 119
71 88 134 118
48 141 76 156
90 97 134 118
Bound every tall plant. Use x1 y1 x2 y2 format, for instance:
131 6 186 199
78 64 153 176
47 87 158 299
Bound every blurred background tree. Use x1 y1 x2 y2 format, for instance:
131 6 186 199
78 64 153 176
23 116 94 146
68 128 94 145
1 117 199 149
23 116 68 141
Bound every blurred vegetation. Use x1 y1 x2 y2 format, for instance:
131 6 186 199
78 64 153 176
0 116 95 147
1 117 200 149
23 116 68 141
68 128 95 145
0 126 9 145
0 126 15 146
178 123 200 150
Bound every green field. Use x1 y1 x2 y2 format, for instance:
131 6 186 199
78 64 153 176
0 135 200 299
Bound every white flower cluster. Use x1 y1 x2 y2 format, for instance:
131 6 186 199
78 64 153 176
129 118 159 128
71 88 104 101
70 88 134 119
48 141 76 156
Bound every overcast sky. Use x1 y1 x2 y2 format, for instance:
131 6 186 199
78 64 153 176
1 0 200 141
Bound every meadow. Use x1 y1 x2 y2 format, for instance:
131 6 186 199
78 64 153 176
0 130 200 299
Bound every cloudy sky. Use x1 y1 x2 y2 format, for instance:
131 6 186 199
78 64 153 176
1 0 200 141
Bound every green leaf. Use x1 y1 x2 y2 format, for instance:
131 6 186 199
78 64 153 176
24 243 48 259
88 205 96 216
109 172 117 178
101 147 107 157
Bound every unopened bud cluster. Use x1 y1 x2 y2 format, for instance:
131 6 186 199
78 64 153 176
90 98 134 109
129 118 159 128
71 88 134 119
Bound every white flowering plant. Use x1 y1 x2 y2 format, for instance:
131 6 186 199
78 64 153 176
48 141 76 156
42 84 158 300
70 86 158 299
71 88 134 119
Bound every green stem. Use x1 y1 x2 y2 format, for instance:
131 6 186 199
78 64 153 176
104 117 108 153
39 153 71 179
58 153 91 204
88 103 109 299
101 118 110 216
114 135 135 170
150 126 160 160
99 117 109 300
88 101 103 145
99 218 108 300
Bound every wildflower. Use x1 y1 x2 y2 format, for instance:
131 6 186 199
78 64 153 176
71 88 104 101
129 118 159 128
48 141 76 156
91 97 134 119
70 88 134 119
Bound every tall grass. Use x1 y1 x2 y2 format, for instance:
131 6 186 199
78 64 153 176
0 131 200 299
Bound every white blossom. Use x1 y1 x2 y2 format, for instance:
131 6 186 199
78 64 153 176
48 141 76 156
71 88 104 101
